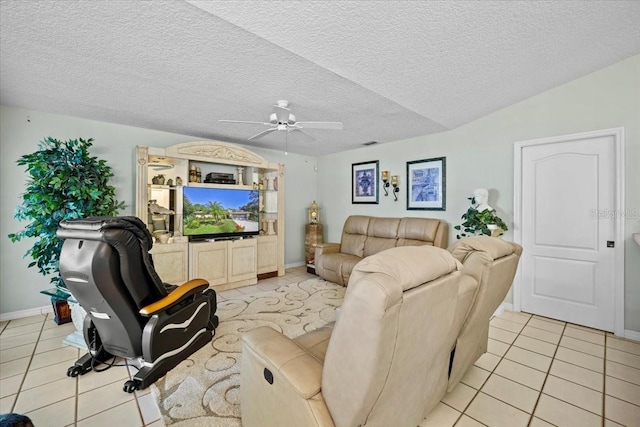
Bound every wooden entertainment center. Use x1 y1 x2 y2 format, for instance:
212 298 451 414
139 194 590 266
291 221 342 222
135 141 284 291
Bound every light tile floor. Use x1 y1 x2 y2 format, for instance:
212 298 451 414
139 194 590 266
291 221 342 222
421 311 640 427
0 267 315 426
2 266 639 426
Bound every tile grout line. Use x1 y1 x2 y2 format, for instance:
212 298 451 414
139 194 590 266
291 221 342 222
606 343 640 357
504 312 640 425
73 373 141 425
605 370 640 390
603 334 608 427
530 318 614 422
129 358 157 427
7 318 141 425
74 341 79 427
464 315 536 425
464 315 558 425
9 315 48 414
524 315 566 426
598 335 640 420
543 371 602 394
449 313 510 427
478 311 636 427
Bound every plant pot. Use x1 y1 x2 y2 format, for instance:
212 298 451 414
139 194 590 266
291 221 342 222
51 298 72 325
487 224 502 237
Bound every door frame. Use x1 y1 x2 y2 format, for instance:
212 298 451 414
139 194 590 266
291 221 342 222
513 127 625 336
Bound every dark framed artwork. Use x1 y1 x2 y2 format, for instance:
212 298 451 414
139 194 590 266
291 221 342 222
352 160 379 204
406 157 446 210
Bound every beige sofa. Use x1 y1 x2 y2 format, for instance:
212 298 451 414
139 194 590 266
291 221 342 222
314 215 449 286
240 237 522 427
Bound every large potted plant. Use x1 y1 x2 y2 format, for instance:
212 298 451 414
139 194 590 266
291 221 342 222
454 188 508 239
8 137 125 323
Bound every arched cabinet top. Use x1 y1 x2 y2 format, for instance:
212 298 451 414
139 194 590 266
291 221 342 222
165 140 272 169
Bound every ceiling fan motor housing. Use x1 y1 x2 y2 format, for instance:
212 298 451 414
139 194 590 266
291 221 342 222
270 112 296 125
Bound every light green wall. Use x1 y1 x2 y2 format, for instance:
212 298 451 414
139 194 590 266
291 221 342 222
0 107 317 314
317 54 640 332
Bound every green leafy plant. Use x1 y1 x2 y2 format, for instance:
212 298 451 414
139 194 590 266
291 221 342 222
454 196 508 239
8 137 125 287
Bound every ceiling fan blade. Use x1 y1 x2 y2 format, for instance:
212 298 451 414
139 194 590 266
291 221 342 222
297 121 343 130
248 128 277 140
274 106 291 124
289 128 316 142
219 120 270 125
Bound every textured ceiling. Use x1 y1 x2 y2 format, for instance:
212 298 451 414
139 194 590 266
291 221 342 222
1 0 639 156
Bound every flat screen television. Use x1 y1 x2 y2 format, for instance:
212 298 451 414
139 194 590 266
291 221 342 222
183 186 260 240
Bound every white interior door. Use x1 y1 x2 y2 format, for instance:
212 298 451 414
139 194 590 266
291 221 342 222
515 129 624 333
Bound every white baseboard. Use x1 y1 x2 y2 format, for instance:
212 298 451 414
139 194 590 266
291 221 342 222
624 329 640 342
0 305 53 322
493 303 513 317
285 261 306 269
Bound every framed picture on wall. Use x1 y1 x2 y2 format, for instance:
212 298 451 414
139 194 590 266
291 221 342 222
352 160 379 204
406 157 446 210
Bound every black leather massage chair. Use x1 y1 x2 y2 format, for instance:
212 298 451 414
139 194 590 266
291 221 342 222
57 216 218 393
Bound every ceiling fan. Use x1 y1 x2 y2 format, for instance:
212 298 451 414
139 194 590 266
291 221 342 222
219 100 343 141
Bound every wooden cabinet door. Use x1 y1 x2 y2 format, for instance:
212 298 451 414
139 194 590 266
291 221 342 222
228 239 257 283
190 241 227 286
257 235 278 274
149 242 188 285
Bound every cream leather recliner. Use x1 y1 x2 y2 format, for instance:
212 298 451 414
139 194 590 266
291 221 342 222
446 236 523 390
240 236 523 426
241 245 463 427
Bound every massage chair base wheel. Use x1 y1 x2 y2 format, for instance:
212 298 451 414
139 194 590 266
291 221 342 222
67 364 90 377
123 379 141 393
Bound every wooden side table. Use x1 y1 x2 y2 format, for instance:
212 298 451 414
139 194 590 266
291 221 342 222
305 224 323 272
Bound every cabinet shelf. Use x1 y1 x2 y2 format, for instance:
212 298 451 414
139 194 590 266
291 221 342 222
186 182 255 190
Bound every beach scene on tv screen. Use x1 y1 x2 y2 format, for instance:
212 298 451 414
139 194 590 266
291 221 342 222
183 187 259 236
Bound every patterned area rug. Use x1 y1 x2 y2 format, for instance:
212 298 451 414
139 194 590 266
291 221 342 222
151 278 345 426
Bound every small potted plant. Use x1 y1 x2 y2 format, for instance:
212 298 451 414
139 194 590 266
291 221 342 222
454 188 508 239
8 137 125 323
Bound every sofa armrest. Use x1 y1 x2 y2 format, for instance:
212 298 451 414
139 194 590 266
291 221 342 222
315 242 341 257
243 326 323 399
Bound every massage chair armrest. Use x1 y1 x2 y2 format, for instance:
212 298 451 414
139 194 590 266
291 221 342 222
139 278 210 316
315 243 341 256
243 326 323 399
